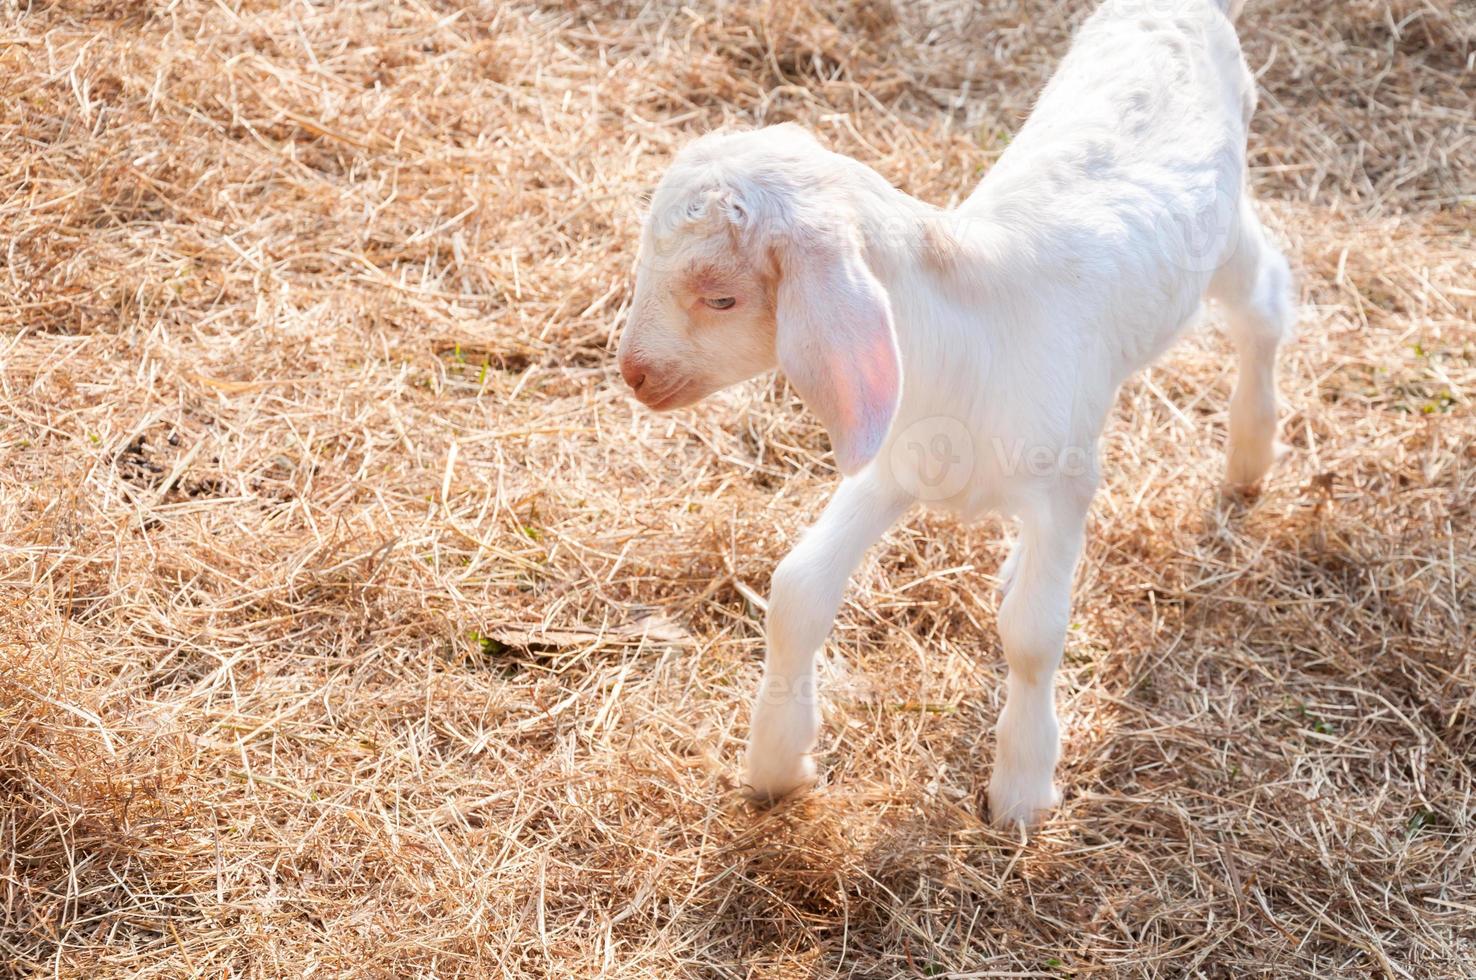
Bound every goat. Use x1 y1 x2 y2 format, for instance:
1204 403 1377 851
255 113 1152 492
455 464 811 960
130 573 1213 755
615 0 1293 827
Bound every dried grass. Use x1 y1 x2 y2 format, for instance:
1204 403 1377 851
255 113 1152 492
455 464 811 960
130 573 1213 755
1 0 1473 976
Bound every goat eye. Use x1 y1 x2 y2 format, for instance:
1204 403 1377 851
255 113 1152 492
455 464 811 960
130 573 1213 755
704 297 737 310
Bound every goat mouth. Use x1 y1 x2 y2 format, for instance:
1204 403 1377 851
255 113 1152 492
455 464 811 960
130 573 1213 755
640 379 700 410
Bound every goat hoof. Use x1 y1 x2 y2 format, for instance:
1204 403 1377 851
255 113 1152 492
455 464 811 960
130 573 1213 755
987 772 1059 830
1221 479 1263 502
1225 439 1290 492
742 753 816 805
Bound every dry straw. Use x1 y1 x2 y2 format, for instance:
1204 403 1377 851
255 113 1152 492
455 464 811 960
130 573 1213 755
1 0 1473 976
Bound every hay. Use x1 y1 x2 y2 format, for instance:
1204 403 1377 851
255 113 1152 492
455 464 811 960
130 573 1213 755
1 0 1472 975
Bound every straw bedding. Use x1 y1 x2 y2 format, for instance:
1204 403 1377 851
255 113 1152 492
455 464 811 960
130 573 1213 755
1 0 1472 975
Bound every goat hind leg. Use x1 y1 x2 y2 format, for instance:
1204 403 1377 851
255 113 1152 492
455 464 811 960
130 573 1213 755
1210 200 1295 489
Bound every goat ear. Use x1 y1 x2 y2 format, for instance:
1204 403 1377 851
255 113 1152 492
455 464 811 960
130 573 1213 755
775 240 901 475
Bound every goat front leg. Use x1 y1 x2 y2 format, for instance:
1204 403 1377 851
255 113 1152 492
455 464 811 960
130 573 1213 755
988 485 1091 828
745 470 911 802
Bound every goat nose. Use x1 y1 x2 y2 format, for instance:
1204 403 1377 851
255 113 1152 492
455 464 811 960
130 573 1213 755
619 356 648 392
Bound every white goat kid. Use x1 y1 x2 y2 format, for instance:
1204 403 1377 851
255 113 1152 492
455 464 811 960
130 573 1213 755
616 0 1293 827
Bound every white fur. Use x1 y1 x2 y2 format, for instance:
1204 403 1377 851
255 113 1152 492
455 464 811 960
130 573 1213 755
617 0 1293 827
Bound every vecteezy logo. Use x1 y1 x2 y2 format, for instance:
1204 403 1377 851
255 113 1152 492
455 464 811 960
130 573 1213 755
887 416 974 501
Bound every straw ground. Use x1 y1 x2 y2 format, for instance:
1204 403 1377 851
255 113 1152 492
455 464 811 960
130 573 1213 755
2 0 1473 975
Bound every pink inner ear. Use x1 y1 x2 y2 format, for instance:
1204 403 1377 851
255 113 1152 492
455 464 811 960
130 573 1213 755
824 349 859 429
829 332 892 424
776 243 901 476
801 304 900 475
858 333 898 408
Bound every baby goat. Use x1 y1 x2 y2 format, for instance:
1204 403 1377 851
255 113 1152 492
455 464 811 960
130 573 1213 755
616 0 1293 826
